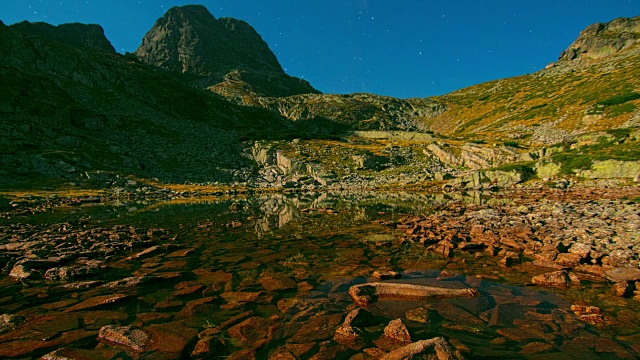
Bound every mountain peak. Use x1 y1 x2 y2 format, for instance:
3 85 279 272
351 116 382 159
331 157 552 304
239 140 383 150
163 4 217 24
558 15 640 61
135 5 318 97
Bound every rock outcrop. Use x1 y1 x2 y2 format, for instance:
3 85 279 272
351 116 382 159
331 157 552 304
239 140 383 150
558 16 640 61
254 93 445 131
135 5 318 97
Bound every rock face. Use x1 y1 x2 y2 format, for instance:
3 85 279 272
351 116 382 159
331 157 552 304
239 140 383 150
577 160 640 179
135 5 318 97
255 93 445 131
558 16 640 61
10 21 116 53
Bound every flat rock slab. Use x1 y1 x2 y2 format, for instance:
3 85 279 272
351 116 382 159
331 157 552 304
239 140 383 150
349 282 479 306
65 294 128 312
98 325 149 352
604 268 640 282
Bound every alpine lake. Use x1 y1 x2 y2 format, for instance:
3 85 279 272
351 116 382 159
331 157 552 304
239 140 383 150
1 189 640 359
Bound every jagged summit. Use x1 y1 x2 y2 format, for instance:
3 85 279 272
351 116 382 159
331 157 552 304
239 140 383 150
135 5 319 97
558 15 640 61
9 21 115 53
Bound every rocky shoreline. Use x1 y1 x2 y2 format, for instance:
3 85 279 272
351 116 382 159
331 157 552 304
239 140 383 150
0 186 639 358
395 187 640 299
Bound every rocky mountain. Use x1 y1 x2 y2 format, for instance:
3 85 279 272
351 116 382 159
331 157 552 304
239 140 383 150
0 18 323 187
558 16 640 61
1 10 638 190
135 5 319 97
9 21 116 53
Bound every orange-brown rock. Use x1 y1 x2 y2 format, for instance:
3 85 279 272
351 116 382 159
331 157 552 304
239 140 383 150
349 282 479 306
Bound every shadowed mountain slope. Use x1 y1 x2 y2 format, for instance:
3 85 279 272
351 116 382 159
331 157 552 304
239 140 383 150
0 19 321 187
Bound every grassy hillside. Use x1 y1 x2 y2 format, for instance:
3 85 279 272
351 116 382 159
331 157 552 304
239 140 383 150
424 48 640 143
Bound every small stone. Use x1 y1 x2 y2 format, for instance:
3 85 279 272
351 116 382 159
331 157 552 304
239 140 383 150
44 262 101 282
570 305 601 315
531 270 580 287
372 270 402 280
555 253 582 267
9 264 33 280
405 307 442 324
568 243 592 259
259 273 297 292
191 336 225 357
227 317 270 344
519 341 554 355
613 281 632 297
145 321 198 356
571 305 604 323
98 325 149 351
333 324 364 350
384 318 411 343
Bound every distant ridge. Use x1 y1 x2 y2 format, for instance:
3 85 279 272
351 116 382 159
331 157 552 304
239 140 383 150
10 21 116 53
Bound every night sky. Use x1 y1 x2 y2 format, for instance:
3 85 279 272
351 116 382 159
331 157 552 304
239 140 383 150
1 1 638 98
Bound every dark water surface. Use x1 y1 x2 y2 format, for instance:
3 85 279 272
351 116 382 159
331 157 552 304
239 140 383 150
1 191 639 359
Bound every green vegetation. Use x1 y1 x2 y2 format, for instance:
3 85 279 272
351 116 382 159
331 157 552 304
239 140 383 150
597 92 640 106
551 153 594 175
607 103 637 117
503 141 520 148
605 128 632 139
492 162 536 181
429 46 640 138
529 103 548 110
550 131 640 175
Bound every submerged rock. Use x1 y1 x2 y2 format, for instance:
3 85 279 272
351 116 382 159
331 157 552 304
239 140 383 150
0 314 24 334
372 270 402 280
405 307 442 324
98 325 150 351
44 261 102 282
381 337 464 360
343 308 376 328
349 282 479 306
333 324 364 349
